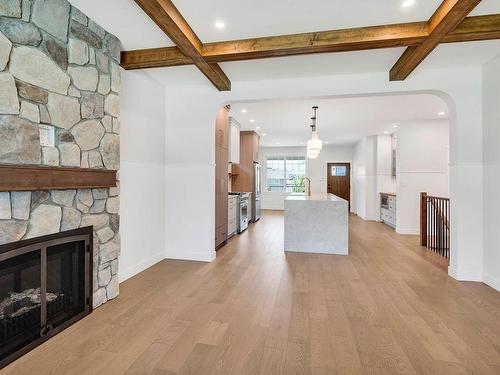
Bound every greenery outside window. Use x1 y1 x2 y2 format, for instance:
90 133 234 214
266 156 306 193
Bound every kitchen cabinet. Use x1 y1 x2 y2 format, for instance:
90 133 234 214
229 118 240 164
215 106 229 249
215 108 229 149
380 193 396 229
231 131 260 192
228 195 238 238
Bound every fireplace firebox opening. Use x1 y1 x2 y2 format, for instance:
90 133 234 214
0 226 93 369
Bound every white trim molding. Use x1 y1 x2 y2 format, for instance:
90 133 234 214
119 252 165 283
483 272 500 292
396 227 419 235
165 250 216 262
448 266 483 282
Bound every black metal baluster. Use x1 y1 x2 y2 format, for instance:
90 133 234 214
427 198 430 250
437 199 440 254
430 198 433 251
440 199 443 256
433 198 437 252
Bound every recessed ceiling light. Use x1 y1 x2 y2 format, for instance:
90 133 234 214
438 111 446 116
401 0 415 8
249 119 255 123
256 126 261 130
241 109 247 113
393 124 399 128
324 141 329 144
215 21 225 29
262 133 267 136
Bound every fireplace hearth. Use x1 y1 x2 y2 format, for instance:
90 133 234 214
0 227 93 369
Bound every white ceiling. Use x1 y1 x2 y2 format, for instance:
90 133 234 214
69 0 174 50
70 0 500 85
175 0 443 43
229 94 449 147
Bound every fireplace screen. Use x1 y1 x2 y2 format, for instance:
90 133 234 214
0 227 93 369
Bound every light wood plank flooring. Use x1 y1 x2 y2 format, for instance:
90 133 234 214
2 211 500 374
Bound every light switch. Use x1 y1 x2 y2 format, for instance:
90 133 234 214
39 125 55 147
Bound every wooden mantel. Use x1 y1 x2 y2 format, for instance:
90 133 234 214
0 164 117 192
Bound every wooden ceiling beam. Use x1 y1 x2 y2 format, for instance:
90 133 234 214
389 0 482 81
133 0 230 91
121 14 500 71
443 14 500 42
201 22 429 62
121 46 191 70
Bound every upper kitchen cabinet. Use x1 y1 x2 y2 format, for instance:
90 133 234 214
232 131 260 192
229 117 240 164
215 106 230 150
241 131 259 162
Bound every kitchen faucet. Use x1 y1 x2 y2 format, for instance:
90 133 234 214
303 178 311 196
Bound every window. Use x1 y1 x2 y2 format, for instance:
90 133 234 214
331 165 347 176
266 156 306 192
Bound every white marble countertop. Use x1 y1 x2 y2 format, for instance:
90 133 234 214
284 192 349 255
285 193 347 203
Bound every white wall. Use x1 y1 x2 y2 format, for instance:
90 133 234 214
375 135 397 221
396 120 450 235
352 136 377 220
259 145 353 210
309 145 353 197
119 70 166 282
162 66 484 283
164 88 218 262
482 54 500 291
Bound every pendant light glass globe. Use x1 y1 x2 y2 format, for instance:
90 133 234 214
307 130 322 159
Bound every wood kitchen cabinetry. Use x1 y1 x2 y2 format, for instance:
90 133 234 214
229 117 240 164
215 107 229 249
231 131 259 192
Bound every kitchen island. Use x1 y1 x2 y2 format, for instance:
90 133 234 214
284 193 349 255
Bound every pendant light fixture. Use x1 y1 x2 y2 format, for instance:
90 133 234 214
307 106 322 159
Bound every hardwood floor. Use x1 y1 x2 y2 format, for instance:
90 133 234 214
2 211 500 374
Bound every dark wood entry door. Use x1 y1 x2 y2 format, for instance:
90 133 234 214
327 163 351 208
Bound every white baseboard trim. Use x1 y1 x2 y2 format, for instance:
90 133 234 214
483 272 500 292
449 267 500 292
119 252 165 283
356 214 377 221
165 249 216 262
448 266 457 279
448 266 483 282
396 227 419 235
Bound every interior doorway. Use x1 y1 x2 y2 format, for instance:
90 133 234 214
327 163 351 208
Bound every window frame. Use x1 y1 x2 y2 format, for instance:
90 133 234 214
265 155 307 194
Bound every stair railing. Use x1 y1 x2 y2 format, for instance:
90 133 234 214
420 192 450 259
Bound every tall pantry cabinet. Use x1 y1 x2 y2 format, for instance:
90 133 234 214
231 131 260 192
215 106 229 249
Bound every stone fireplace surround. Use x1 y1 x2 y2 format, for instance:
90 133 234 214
0 0 121 308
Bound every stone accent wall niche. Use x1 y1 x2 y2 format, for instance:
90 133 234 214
0 0 122 308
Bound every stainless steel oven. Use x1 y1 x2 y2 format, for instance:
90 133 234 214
381 194 389 209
